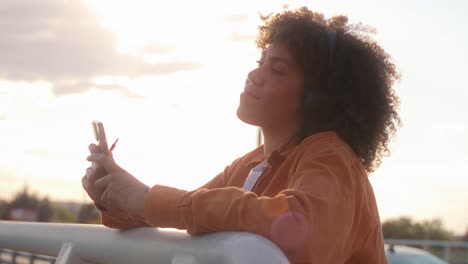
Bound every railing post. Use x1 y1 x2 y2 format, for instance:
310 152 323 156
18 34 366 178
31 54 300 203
443 241 451 262
55 243 91 264
423 240 429 251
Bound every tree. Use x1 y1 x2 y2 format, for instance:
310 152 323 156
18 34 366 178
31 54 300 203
8 186 40 208
0 199 6 218
2 187 77 223
77 203 101 224
51 205 77 223
462 228 468 241
382 216 455 240
38 198 53 222
1 186 40 220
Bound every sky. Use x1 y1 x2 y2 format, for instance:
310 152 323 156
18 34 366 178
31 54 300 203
0 0 467 234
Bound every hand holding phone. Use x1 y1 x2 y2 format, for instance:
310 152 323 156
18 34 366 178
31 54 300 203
89 121 118 180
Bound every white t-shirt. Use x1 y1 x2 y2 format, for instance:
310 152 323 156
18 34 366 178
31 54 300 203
241 160 269 191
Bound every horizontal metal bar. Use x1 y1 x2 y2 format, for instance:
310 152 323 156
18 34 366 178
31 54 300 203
0 221 289 264
385 239 468 248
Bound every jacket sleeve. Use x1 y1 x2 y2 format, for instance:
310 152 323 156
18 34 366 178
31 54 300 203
100 156 242 229
143 147 358 262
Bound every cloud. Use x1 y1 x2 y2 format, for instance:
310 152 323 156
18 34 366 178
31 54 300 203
0 0 202 96
225 14 249 24
52 80 143 98
143 44 175 55
230 32 257 42
223 13 257 43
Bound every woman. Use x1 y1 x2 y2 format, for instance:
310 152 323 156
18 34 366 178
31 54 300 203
82 7 400 263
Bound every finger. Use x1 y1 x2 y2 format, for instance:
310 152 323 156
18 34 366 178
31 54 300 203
82 175 108 212
89 143 101 154
101 188 110 208
94 174 112 192
89 143 114 159
82 175 101 202
87 153 121 173
82 175 90 189
89 164 104 182
91 162 99 171
85 167 95 180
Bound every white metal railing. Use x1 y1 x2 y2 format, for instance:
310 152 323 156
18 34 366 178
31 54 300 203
0 221 289 264
385 239 468 263
0 248 55 264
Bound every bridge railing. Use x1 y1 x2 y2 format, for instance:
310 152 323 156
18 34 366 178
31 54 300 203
0 248 55 264
385 239 468 264
0 221 289 264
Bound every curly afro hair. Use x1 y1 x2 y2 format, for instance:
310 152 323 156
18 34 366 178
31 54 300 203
256 7 401 173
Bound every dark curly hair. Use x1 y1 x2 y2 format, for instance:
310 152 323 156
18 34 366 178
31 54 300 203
256 7 401 173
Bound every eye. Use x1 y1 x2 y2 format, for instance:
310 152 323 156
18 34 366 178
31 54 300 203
272 62 287 73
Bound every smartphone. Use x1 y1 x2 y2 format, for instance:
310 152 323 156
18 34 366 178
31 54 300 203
92 120 110 156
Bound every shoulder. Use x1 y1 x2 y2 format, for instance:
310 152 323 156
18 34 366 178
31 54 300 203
300 131 353 154
290 131 367 187
295 131 360 166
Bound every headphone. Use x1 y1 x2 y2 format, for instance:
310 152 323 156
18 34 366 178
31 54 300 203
303 30 337 108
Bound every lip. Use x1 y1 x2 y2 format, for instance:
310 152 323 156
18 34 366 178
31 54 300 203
243 87 260 99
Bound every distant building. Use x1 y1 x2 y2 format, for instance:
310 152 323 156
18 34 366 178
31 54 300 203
8 208 38 221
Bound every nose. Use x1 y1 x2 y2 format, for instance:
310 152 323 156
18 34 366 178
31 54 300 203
247 67 263 87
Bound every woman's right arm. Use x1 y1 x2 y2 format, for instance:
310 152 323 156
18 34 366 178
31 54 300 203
97 165 231 229
92 156 241 229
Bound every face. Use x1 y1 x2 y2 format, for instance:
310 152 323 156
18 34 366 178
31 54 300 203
237 42 305 129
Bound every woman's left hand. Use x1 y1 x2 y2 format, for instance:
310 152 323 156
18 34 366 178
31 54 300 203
85 153 150 217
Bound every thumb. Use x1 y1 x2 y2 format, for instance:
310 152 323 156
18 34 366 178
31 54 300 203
87 153 121 173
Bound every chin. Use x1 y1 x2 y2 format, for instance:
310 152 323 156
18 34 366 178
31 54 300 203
236 106 261 126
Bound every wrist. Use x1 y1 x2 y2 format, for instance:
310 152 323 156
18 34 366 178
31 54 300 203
135 185 150 218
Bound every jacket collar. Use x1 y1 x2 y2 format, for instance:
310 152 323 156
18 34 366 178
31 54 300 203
247 131 338 166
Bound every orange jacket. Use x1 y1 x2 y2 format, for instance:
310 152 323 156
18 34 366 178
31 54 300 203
101 132 388 263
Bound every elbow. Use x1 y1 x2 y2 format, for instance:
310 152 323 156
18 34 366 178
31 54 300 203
269 210 311 250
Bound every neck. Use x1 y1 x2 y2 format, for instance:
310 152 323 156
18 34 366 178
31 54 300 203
261 121 302 159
